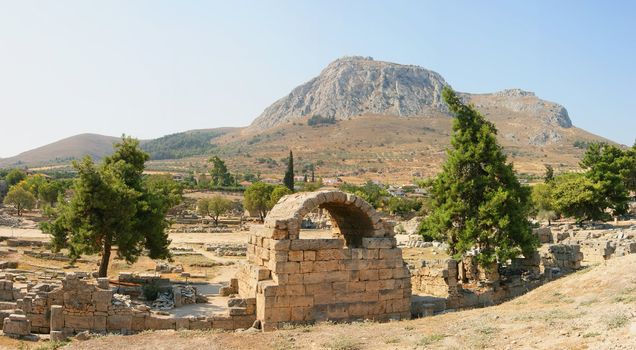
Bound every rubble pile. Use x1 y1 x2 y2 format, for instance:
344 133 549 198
151 292 174 310
173 285 196 306
205 243 246 256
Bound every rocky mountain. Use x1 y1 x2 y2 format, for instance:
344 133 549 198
250 56 450 129
249 56 574 146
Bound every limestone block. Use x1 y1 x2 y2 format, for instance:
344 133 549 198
266 307 291 323
288 251 303 262
359 269 379 281
362 238 395 249
107 314 132 331
176 317 190 330
316 249 344 261
3 316 31 336
287 274 303 284
94 315 106 331
145 316 175 330
299 261 314 273
65 315 94 330
379 248 402 260
97 278 109 290
273 262 299 274
290 240 321 251
313 260 339 272
211 316 234 330
130 315 145 331
317 239 344 249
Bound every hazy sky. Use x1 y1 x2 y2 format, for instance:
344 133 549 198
1 1 634 158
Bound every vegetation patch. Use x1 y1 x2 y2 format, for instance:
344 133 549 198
607 314 629 329
417 333 446 346
322 337 362 350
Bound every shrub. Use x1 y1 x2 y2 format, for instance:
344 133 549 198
143 282 160 301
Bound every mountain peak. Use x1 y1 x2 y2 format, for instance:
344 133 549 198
249 57 450 130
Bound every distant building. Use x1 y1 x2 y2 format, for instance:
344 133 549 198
322 177 343 186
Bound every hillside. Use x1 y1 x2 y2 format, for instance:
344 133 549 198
144 113 607 184
54 254 636 350
0 133 120 168
140 128 237 160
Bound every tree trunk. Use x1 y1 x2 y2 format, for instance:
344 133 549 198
98 238 112 278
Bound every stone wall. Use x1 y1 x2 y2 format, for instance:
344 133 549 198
236 190 412 331
3 272 257 338
409 244 584 310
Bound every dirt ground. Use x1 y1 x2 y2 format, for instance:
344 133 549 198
3 253 628 350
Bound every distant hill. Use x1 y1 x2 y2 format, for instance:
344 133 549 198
0 133 120 168
140 128 236 160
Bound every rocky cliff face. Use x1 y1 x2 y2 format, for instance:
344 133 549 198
250 56 450 129
249 57 574 146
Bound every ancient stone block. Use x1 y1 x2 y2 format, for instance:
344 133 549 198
288 251 303 262
50 305 64 331
107 314 132 331
316 249 344 260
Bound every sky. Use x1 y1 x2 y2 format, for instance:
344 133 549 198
0 0 634 158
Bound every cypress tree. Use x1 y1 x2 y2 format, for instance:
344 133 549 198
283 150 294 192
420 88 536 267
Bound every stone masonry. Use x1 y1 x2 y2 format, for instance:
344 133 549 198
234 190 412 331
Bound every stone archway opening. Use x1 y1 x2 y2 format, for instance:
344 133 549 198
311 201 375 248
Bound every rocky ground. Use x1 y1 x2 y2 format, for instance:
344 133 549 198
9 253 629 350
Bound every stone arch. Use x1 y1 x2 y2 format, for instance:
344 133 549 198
264 190 387 247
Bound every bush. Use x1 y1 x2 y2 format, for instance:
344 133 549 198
307 114 337 126
142 282 160 301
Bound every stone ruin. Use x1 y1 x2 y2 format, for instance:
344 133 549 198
230 190 412 331
409 243 584 313
1 272 257 339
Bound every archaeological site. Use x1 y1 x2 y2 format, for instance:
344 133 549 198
0 188 634 344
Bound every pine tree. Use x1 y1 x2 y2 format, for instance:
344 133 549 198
209 156 233 187
283 150 294 192
420 88 536 267
41 137 182 277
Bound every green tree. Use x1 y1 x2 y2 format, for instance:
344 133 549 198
340 181 389 209
551 172 607 222
419 87 536 266
209 156 234 187
283 150 294 192
580 142 632 216
0 180 7 201
16 175 48 207
531 183 557 225
38 180 66 206
625 143 636 194
5 169 26 187
544 164 554 183
387 196 423 218
3 186 36 216
198 195 232 225
41 137 181 277
269 185 293 208
243 182 275 222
